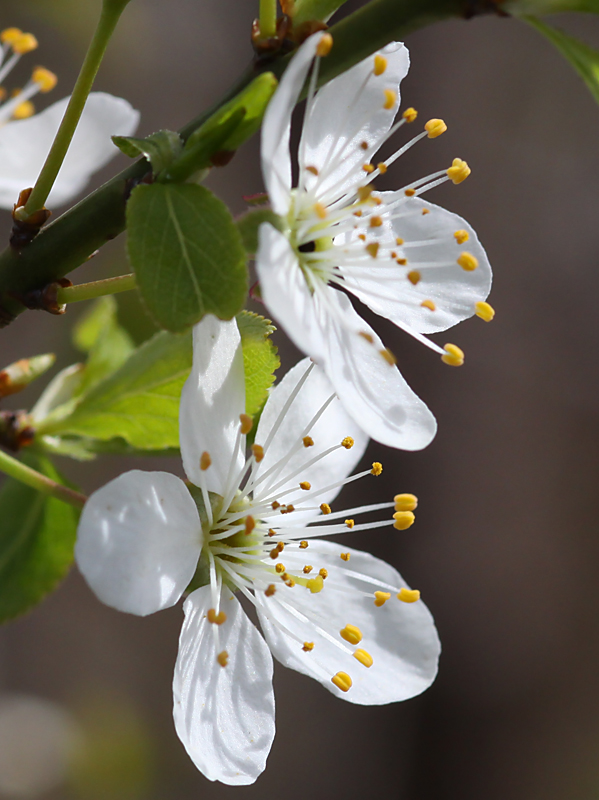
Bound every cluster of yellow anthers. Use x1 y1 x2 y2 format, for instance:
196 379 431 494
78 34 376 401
0 27 57 122
293 43 495 373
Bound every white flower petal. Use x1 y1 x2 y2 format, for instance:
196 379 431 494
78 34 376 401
344 196 493 334
300 43 409 203
261 32 323 215
173 586 275 785
180 315 246 494
254 357 369 520
256 539 440 705
257 225 436 450
0 93 139 209
75 470 202 616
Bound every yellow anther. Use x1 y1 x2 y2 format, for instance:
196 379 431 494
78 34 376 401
394 493 418 512
281 504 295 514
374 591 391 607
421 299 436 311
239 413 253 434
286 577 296 588
396 237 404 246
217 650 229 667
332 672 352 692
391 251 398 259
316 32 333 57
1 28 23 45
207 608 227 625
362 163 375 174
340 624 362 645
393 510 416 530
457 252 479 272
244 515 256 536
366 242 379 258
302 642 315 652
357 185 374 201
32 67 57 93
265 584 276 597
383 89 397 110
280 572 290 582
276 541 285 551
425 118 447 138
353 649 374 668
299 481 311 491
270 547 281 560
441 343 465 367
340 552 350 562
402 107 418 123
306 165 319 176
397 587 421 603
373 54 387 75
200 451 211 470
475 301 495 322
370 215 383 227
12 33 38 54
271 501 280 510
360 141 368 150
299 540 309 549
447 158 471 184
341 436 354 449
275 563 286 573
397 257 407 266
379 348 396 366
303 436 314 447
404 188 416 197
314 202 327 219
251 443 264 462
320 503 331 515
358 234 366 242
422 208 430 215
359 331 374 344
12 101 34 120
353 210 363 217
345 519 355 529
319 568 328 580
371 462 383 476
454 229 469 245
407 270 421 286
307 575 324 593
303 565 313 574
268 528 276 537
377 162 388 174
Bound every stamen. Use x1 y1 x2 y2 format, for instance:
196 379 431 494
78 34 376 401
340 624 362 645
359 331 374 343
251 443 265 462
402 107 418 122
345 519 355 528
393 511 415 530
303 565 313 573
316 33 333 57
320 503 331 514
353 649 373 668
441 343 465 367
32 67 57 93
366 242 379 258
239 413 253 434
373 54 387 75
299 481 311 490
377 162 388 174
319 568 328 580
394 493 418 511
341 436 354 449
397 588 421 603
303 436 314 447
475 301 495 322
244 515 256 535
421 299 436 311
340 552 350 561
457 252 478 271
302 642 315 651
265 584 276 596
207 609 227 625
447 158 471 184
217 651 229 667
332 672 352 692
371 462 383 476
383 89 396 110
407 270 421 285
314 202 328 219
454 229 469 244
200 451 211 470
374 591 391 607
299 541 309 549
424 118 447 138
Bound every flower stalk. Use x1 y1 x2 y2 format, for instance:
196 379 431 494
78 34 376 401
56 273 136 305
259 0 278 39
0 449 87 509
22 0 133 217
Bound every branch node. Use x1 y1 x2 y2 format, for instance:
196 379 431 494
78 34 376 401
21 277 72 316
10 188 52 250
0 411 35 452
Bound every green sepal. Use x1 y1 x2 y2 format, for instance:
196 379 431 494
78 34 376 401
237 208 284 256
112 130 184 178
0 454 78 625
0 353 56 399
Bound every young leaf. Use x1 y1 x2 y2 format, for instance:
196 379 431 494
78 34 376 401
39 330 193 449
0 455 78 624
112 130 184 177
237 311 280 417
527 17 599 105
0 354 56 399
127 183 248 332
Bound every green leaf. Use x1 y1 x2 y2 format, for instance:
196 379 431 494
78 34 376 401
127 183 248 332
0 455 78 624
237 311 280 417
237 208 284 255
73 297 135 395
292 0 347 25
527 17 599 105
41 330 193 450
112 130 184 177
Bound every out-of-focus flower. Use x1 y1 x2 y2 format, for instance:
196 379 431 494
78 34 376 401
0 26 139 208
75 315 440 786
257 32 493 449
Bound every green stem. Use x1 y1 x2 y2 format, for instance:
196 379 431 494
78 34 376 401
57 273 136 304
23 0 131 216
0 449 87 509
260 0 278 38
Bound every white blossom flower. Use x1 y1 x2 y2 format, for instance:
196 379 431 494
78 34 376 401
75 315 440 786
0 27 139 209
257 32 493 450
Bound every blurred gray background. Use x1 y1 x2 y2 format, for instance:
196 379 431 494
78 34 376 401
1 0 599 797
